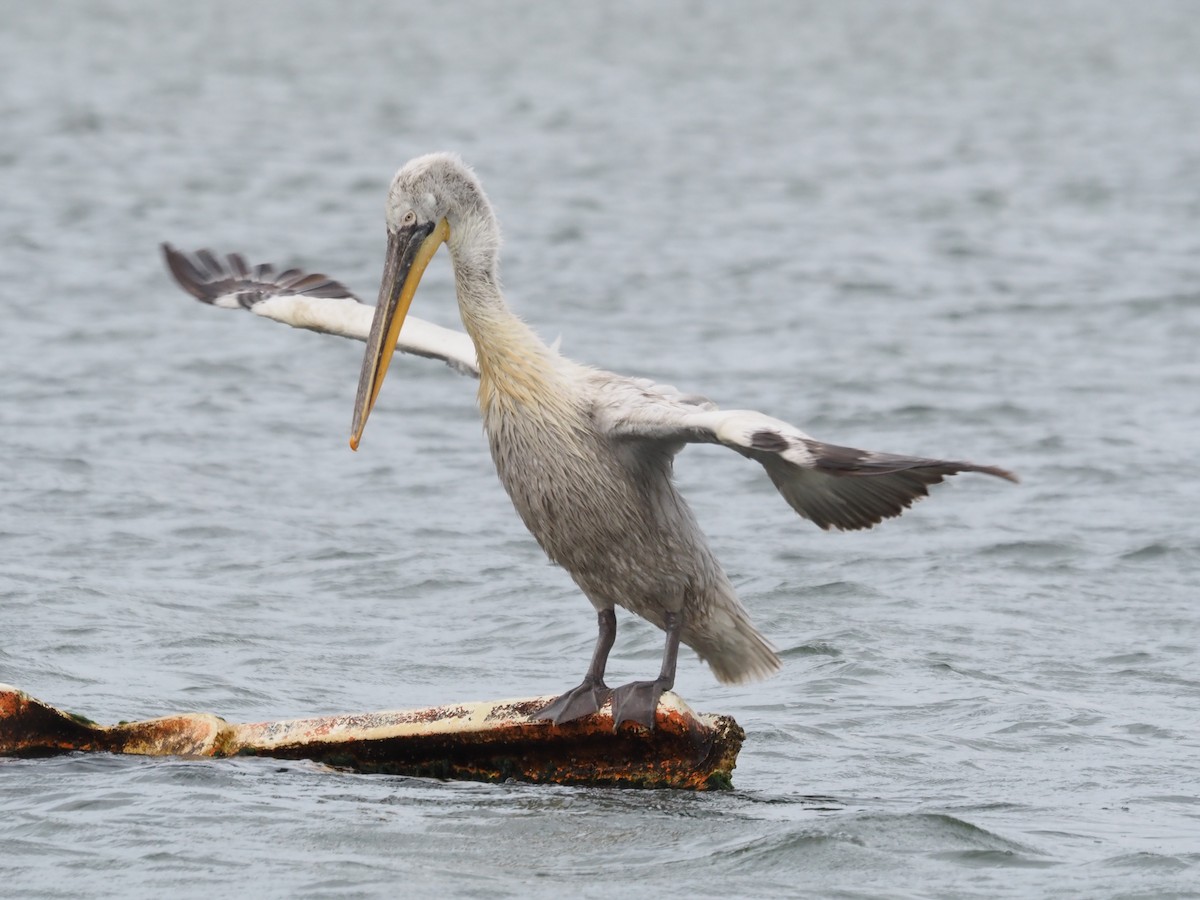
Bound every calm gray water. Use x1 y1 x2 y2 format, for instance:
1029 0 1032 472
3 1 1199 897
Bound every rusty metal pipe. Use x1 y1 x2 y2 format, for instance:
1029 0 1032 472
0 684 743 790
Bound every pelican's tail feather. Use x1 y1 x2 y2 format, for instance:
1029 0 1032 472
685 602 781 686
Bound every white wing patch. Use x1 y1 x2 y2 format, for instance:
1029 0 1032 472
706 410 820 469
253 294 372 338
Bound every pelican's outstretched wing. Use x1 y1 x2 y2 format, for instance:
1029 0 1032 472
161 244 478 376
592 375 1017 532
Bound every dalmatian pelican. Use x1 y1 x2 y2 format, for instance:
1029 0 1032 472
163 153 1016 728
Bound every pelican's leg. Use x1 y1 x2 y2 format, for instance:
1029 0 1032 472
532 608 616 725
610 610 682 731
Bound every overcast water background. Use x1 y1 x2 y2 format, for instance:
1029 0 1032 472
3 1 1199 897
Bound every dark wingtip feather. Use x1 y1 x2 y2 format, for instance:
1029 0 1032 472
762 439 1017 533
977 465 1020 484
161 241 214 302
194 249 223 279
228 252 250 279
160 245 361 307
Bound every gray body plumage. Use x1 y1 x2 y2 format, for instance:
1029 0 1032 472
481 352 779 684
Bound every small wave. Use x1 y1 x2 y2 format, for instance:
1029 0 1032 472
924 660 1005 683
170 524 249 540
978 539 1082 560
1097 651 1154 666
716 826 866 871
931 848 1058 869
1120 723 1180 740
783 642 842 659
1120 291 1200 315
1089 851 1195 873
1120 541 1196 562
709 812 1045 875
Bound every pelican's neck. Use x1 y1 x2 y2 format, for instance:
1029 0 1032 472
446 207 565 414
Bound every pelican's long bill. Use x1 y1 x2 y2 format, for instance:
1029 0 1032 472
350 217 449 450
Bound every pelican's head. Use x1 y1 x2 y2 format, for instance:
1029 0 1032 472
350 153 495 450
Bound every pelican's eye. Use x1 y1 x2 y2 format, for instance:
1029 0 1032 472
401 210 417 227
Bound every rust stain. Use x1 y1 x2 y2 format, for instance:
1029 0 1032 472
106 714 227 757
1 685 743 790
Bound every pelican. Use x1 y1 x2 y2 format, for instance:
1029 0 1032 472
163 153 1016 729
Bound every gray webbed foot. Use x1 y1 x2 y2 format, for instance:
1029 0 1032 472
610 679 668 730
532 679 611 725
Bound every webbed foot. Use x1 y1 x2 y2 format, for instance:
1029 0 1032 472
531 679 612 725
610 679 668 730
